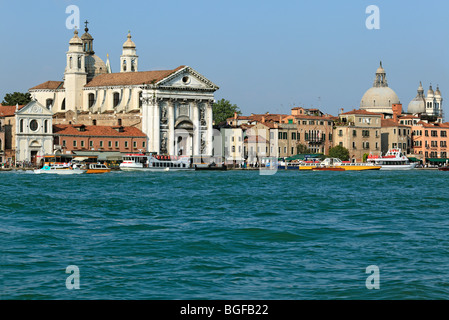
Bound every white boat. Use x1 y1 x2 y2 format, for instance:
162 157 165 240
367 149 417 170
34 164 86 175
119 154 193 172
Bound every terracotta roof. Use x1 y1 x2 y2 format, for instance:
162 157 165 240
294 114 335 121
398 115 420 119
53 124 146 137
262 122 277 129
0 105 25 117
84 66 185 87
240 124 254 129
416 122 449 128
340 109 382 116
30 81 64 90
381 119 401 127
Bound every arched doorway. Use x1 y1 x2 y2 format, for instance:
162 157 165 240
29 140 42 166
175 117 194 156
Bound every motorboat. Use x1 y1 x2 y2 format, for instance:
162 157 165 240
85 163 111 174
34 164 86 175
299 158 381 171
367 149 417 170
119 154 193 172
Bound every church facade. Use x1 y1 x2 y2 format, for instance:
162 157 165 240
29 24 219 158
15 100 53 164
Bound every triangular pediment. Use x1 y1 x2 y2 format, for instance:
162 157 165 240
157 66 219 91
17 100 53 116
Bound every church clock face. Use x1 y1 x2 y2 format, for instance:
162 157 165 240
30 120 38 132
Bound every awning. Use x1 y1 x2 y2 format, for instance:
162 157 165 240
71 151 123 161
285 154 322 161
426 158 449 163
73 157 89 161
407 157 421 162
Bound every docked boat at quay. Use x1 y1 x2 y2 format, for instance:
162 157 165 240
119 154 194 172
299 158 381 171
34 163 86 175
367 149 417 170
85 163 111 174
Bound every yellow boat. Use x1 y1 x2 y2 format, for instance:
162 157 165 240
298 158 381 171
85 163 111 174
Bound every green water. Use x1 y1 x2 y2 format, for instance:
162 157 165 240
1 170 449 299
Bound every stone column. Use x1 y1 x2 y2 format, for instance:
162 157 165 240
153 99 160 154
141 91 153 151
192 100 200 157
206 101 213 156
168 99 175 156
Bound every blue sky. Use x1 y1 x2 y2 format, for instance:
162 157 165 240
1 0 448 117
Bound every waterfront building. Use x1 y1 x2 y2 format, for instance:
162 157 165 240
380 119 411 155
0 104 25 164
410 121 449 164
334 109 382 162
226 108 335 159
53 124 147 159
244 122 272 166
28 24 219 158
220 125 244 166
15 101 54 164
291 109 336 155
0 116 5 164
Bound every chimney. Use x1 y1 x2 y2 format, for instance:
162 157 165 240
392 104 402 123
262 116 265 123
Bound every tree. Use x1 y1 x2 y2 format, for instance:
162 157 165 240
1 92 32 106
328 145 350 161
362 153 369 163
212 99 241 125
297 143 311 154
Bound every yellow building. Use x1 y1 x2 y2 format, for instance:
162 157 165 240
334 109 382 162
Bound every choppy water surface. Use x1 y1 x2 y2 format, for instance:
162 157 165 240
1 170 449 299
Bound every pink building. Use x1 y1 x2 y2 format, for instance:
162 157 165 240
411 122 449 164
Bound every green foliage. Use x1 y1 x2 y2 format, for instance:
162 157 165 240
297 143 311 154
1 92 32 106
328 145 350 161
362 153 369 163
212 99 241 125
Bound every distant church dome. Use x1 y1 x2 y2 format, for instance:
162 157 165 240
85 54 107 80
360 62 400 114
407 82 426 114
80 22 108 81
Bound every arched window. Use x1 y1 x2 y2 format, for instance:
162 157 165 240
44 120 48 133
139 91 143 108
122 60 127 72
78 56 82 69
88 93 95 108
131 59 135 72
113 92 120 107
69 57 73 69
20 119 24 133
61 98 66 111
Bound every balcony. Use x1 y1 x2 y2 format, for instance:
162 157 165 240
334 121 355 127
306 138 325 145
